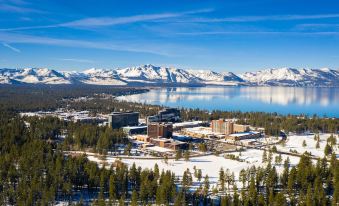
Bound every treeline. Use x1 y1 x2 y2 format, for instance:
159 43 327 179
0 85 147 112
215 154 339 206
21 116 128 154
0 114 181 205
181 109 339 135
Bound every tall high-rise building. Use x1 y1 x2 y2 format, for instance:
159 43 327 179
147 123 173 138
211 119 234 135
147 108 181 123
211 119 250 135
108 112 139 129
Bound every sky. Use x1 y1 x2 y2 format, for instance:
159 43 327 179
0 0 339 73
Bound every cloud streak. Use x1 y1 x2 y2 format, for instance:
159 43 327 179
0 0 43 13
2 42 21 52
174 31 339 36
0 8 213 31
60 8 213 28
0 32 187 56
172 13 339 23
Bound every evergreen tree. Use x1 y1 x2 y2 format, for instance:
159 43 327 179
262 150 267 163
203 175 210 195
131 190 138 206
197 169 202 182
175 150 182 161
302 140 307 147
219 167 225 192
184 150 190 161
316 140 320 149
324 144 333 156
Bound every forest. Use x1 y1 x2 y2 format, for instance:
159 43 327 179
0 85 338 205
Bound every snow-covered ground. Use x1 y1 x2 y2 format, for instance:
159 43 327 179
84 149 300 188
77 133 337 190
276 133 338 158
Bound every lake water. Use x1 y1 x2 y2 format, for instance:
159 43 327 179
118 87 339 117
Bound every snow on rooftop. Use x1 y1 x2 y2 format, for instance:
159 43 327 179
173 121 203 127
229 131 260 137
145 146 172 153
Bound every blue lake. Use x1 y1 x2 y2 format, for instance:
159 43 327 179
118 87 339 117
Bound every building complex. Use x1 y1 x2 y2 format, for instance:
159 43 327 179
108 112 139 129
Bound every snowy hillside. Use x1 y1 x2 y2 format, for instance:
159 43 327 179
0 65 338 86
240 67 339 87
116 65 201 84
188 69 245 86
0 68 71 84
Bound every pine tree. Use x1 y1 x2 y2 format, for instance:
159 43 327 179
316 140 320 149
109 174 116 202
274 192 287 206
262 150 267 163
324 144 332 156
131 190 138 206
174 191 185 206
306 185 313 206
249 176 257 205
197 169 202 182
203 175 210 195
118 196 125 206
184 150 190 161
219 167 225 192
302 140 307 147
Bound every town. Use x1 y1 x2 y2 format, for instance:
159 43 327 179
20 107 271 158
1 85 337 206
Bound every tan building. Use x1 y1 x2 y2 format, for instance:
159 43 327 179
150 138 171 147
135 135 150 142
147 123 173 138
233 124 250 133
211 119 250 135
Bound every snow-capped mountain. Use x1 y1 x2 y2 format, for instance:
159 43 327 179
116 65 200 84
240 67 339 87
0 68 71 84
0 65 338 87
187 69 245 86
76 68 127 85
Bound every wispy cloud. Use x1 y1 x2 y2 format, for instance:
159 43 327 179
0 0 43 13
60 8 212 28
2 42 21 52
0 32 189 56
174 31 339 36
58 58 95 63
173 13 339 23
0 8 213 31
296 23 339 30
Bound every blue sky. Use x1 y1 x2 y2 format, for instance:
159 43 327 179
0 0 339 72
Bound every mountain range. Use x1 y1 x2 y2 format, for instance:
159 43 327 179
0 64 338 87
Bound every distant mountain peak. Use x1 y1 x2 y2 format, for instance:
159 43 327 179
240 67 339 86
0 66 338 87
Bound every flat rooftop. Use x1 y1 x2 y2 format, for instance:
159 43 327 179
123 126 147 129
111 111 139 115
229 131 260 137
